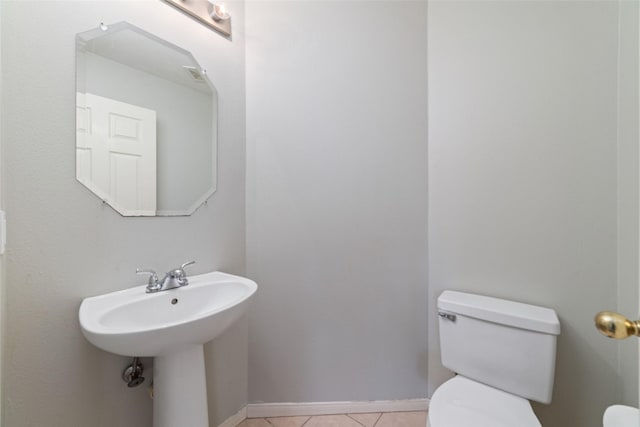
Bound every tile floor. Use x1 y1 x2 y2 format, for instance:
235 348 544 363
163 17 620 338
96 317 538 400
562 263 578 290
238 411 427 427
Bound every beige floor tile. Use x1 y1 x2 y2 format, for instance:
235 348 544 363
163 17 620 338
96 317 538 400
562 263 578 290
347 413 381 427
303 414 363 427
237 419 273 427
267 416 311 427
374 411 427 427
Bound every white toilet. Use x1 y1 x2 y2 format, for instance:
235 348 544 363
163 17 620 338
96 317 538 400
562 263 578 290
427 291 561 427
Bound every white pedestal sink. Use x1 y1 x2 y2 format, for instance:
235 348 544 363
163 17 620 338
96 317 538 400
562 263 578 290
79 271 257 427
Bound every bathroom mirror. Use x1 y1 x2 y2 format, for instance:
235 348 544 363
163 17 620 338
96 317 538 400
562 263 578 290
75 22 217 216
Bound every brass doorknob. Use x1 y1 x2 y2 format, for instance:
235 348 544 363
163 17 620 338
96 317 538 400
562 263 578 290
594 311 640 339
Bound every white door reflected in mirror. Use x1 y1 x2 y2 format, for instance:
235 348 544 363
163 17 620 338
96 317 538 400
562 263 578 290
75 22 218 216
77 93 158 216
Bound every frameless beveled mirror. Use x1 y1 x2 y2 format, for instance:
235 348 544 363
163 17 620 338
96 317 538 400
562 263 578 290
75 22 217 216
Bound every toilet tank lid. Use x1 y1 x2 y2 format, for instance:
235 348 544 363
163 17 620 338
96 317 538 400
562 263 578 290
438 291 561 335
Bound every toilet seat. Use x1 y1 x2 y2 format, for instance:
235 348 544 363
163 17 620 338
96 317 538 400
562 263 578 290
428 376 541 427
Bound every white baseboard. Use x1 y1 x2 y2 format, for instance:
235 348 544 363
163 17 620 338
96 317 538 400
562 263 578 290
246 398 430 419
217 406 248 427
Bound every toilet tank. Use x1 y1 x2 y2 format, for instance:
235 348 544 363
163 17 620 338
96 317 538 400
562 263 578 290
438 291 561 404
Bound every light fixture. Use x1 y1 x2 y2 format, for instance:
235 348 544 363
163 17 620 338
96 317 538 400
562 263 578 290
162 0 232 38
208 3 229 22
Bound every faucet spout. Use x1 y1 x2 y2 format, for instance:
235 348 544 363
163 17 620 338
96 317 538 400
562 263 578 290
159 270 185 291
138 261 196 293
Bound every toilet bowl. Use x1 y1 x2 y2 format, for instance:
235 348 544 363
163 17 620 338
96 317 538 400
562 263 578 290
427 376 540 427
427 291 560 427
603 405 640 427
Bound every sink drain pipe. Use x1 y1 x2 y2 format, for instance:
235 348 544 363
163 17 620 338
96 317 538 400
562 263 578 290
122 357 145 387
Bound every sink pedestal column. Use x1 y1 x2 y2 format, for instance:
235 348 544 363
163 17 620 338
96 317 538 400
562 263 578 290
153 344 209 427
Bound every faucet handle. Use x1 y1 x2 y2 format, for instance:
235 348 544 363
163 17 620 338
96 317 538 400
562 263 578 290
180 261 195 272
171 261 195 286
136 269 159 285
138 269 162 293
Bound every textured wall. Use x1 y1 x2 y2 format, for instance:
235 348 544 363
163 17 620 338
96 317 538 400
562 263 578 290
428 2 620 426
2 1 246 426
246 1 429 403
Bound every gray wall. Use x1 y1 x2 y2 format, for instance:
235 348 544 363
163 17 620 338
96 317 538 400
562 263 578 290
428 2 621 426
2 1 246 426
245 1 429 403
617 0 640 407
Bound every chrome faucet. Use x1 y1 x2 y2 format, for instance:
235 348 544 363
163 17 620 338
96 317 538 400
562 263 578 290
137 261 195 293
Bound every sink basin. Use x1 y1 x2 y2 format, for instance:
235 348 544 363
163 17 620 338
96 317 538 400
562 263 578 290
78 271 257 427
79 271 257 356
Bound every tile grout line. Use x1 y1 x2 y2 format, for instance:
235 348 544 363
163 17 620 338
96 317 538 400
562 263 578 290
371 413 383 427
265 416 311 427
346 414 367 427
